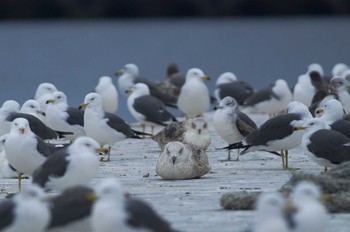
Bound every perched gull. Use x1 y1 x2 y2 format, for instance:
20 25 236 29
221 102 312 169
91 178 178 232
156 141 210 180
32 136 103 190
80 92 147 161
4 118 51 190
45 91 85 140
177 68 210 118
214 72 254 105
20 99 46 122
115 63 177 107
126 83 177 133
47 185 95 232
0 100 20 136
153 117 211 150
34 82 58 112
213 96 257 161
295 118 350 171
289 181 328 232
244 79 292 116
95 76 118 113
329 76 350 113
0 184 50 232
253 192 289 232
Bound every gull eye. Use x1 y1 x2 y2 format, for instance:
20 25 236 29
84 142 92 148
179 148 184 154
30 105 35 108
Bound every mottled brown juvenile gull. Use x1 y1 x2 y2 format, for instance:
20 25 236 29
32 136 103 191
153 117 211 150
253 192 289 232
79 92 147 161
126 83 177 133
177 68 210 118
91 178 179 232
0 185 50 232
295 118 350 171
46 91 85 140
244 79 292 116
95 76 118 113
213 96 257 161
156 141 210 180
214 72 254 105
4 118 52 190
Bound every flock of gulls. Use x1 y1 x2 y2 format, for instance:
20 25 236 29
0 61 350 232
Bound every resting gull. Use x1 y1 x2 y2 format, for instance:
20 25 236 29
0 184 50 232
177 68 210 118
0 100 20 136
213 96 257 161
295 118 350 171
45 91 85 140
244 79 292 116
253 192 289 232
214 72 254 105
32 136 103 190
91 178 179 232
156 141 210 180
4 118 51 190
289 181 328 232
47 185 95 232
126 83 177 134
115 63 177 107
34 82 58 112
95 76 118 113
79 92 147 161
220 102 312 169
153 117 211 150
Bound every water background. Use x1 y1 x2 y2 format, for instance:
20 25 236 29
0 17 349 122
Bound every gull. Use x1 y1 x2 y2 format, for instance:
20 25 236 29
95 76 118 113
177 68 210 118
156 141 211 180
213 96 257 161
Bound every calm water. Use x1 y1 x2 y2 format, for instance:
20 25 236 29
0 18 349 122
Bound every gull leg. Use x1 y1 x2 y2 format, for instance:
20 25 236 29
18 174 22 191
282 150 299 170
151 125 154 136
219 148 239 162
141 124 146 138
324 167 328 172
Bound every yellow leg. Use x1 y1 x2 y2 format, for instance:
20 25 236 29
99 146 111 162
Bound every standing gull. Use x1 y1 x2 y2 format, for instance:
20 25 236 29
95 76 118 113
220 102 312 169
214 72 254 105
213 96 257 161
253 192 289 232
80 92 147 161
4 118 51 190
91 178 179 232
0 184 50 232
45 91 85 140
156 141 211 180
115 63 177 107
32 136 103 190
126 83 177 134
244 79 292 116
295 118 350 171
177 68 210 118
153 117 211 150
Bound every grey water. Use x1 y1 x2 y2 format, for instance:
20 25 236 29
0 17 349 123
